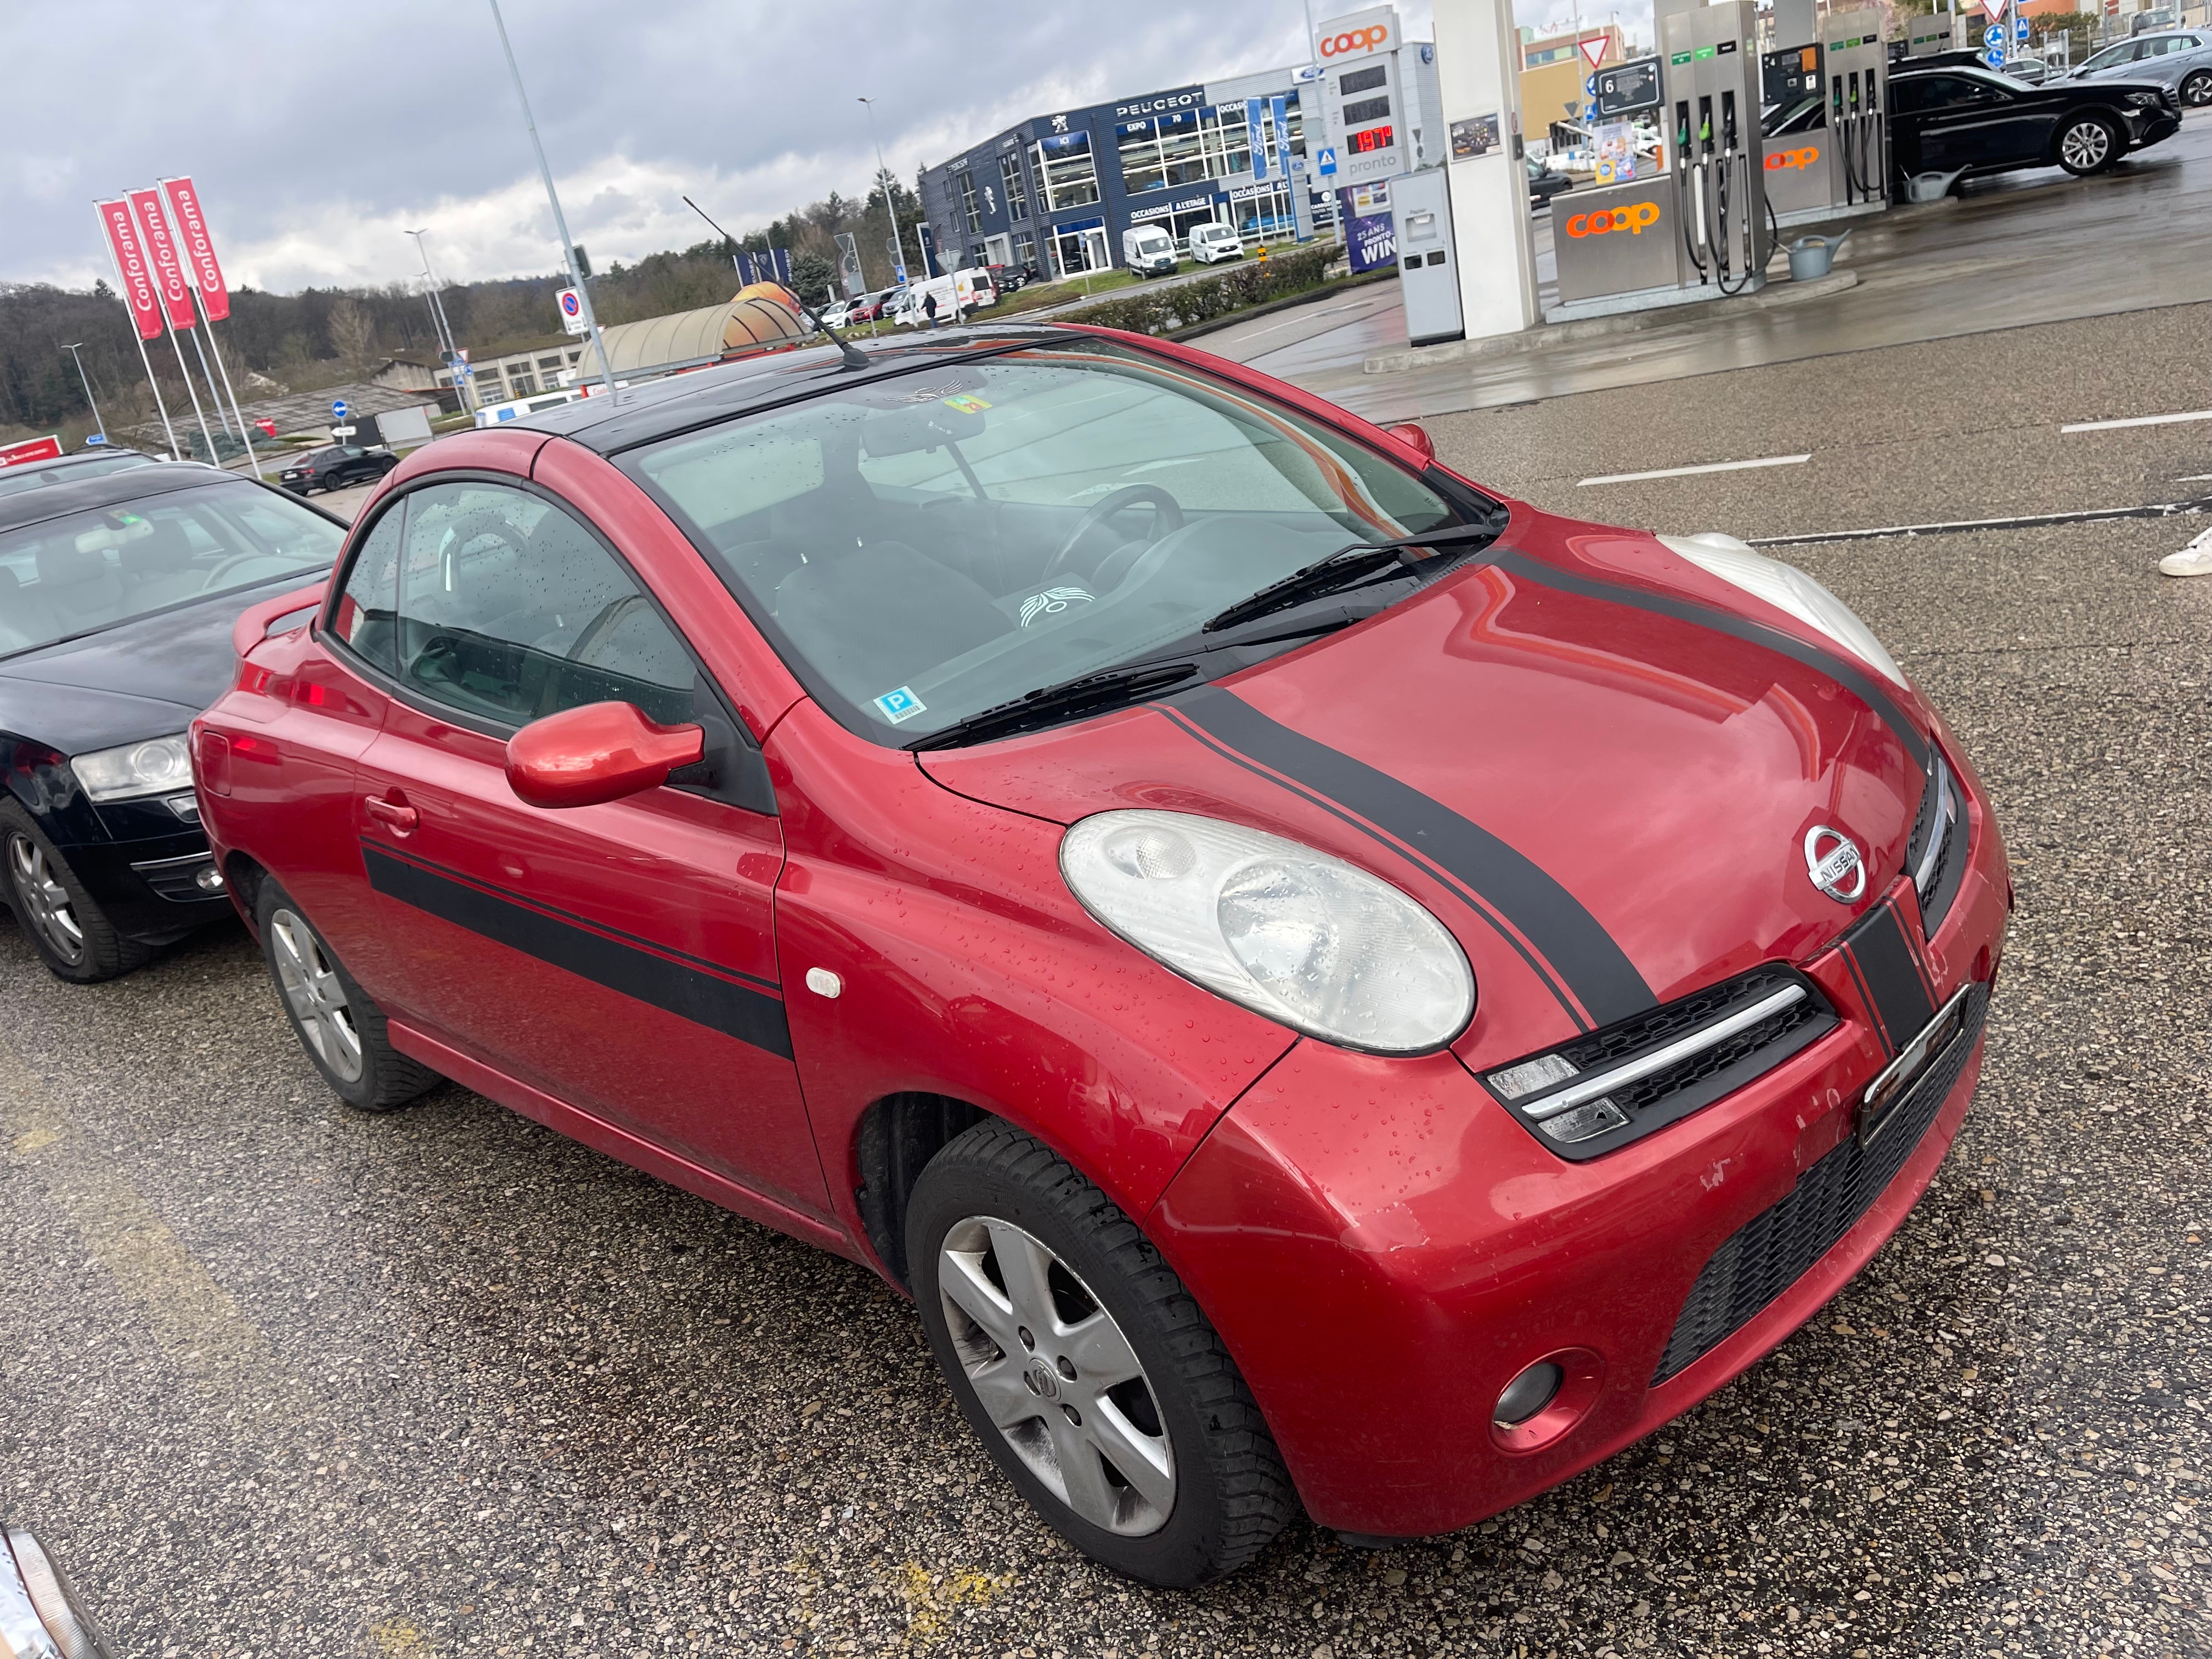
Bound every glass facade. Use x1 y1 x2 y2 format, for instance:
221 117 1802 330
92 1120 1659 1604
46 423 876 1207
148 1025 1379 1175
999 151 1030 220
1047 217 1108 277
1031 132 1100 210
1115 102 1283 197
958 170 983 232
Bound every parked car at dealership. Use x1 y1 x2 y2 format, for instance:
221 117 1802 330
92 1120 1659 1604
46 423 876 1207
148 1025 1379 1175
2000 54 2052 84
984 262 1034 292
1187 222 1244 264
848 288 902 324
2064 29 2212 105
195 321 2006 1589
1 464 342 980
279 443 400 495
1121 224 1179 277
1889 57 2182 180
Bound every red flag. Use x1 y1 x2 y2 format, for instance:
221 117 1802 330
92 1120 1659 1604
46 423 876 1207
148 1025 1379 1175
95 198 164 341
127 186 198 331
160 177 230 323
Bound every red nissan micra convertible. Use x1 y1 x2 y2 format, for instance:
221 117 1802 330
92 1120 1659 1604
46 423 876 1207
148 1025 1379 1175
194 324 2007 1587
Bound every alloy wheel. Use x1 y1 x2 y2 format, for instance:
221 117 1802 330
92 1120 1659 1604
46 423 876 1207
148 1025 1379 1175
269 907 365 1082
938 1216 1175 1537
2061 120 2112 171
2184 72 2212 107
7 833 85 967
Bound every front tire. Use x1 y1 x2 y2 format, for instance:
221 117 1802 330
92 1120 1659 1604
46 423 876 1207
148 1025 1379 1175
2056 112 2120 176
2182 71 2212 108
256 879 438 1111
0 802 150 983
907 1122 1293 1588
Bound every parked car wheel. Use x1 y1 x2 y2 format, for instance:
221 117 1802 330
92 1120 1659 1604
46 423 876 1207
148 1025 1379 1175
256 880 439 1111
907 1121 1294 1588
2056 112 2120 174
1 802 150 983
2182 70 2212 106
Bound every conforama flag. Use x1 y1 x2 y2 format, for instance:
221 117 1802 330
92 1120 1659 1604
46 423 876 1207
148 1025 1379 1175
160 177 229 322
95 198 164 341
127 186 198 331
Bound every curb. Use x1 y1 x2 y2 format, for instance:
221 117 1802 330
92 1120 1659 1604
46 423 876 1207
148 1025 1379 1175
1167 266 1401 343
1362 269 1860 375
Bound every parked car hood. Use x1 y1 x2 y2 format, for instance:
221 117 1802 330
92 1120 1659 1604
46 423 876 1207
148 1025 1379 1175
918 521 1933 1059
0 571 321 755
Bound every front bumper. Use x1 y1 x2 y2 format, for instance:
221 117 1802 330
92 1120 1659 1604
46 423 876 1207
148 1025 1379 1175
2128 108 2183 146
1148 754 2010 1538
60 823 230 945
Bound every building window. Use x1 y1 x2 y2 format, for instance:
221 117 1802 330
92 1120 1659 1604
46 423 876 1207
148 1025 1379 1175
958 170 983 233
1231 184 1296 240
999 151 1030 220
507 373 537 398
1013 231 1037 270
1046 216 1108 277
1526 43 1578 66
1031 131 1099 210
537 356 564 372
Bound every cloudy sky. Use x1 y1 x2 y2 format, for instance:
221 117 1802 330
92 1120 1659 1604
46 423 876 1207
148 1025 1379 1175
2 0 1637 295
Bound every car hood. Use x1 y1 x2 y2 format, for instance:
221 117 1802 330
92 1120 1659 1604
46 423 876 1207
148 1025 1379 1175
0 571 320 755
918 522 1935 1059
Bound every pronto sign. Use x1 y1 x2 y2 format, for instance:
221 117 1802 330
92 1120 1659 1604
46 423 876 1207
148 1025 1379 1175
1317 5 1398 60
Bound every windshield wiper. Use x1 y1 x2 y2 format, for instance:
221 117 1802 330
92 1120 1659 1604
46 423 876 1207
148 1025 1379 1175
1202 522 1503 635
906 661 1204 751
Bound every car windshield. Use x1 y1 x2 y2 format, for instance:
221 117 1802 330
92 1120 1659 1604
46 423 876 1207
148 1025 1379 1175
0 482 342 657
0 453 159 501
628 337 1481 746
2081 43 2137 70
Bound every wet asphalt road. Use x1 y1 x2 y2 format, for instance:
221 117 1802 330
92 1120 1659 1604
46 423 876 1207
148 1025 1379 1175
7 229 2212 1659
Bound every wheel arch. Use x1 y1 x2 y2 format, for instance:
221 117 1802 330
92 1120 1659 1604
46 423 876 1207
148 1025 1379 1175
853 1091 994 1289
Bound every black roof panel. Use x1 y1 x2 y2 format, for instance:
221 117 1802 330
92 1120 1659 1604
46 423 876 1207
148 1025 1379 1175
0 465 333 536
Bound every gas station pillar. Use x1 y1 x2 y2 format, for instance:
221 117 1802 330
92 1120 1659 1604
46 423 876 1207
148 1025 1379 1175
1430 0 1538 341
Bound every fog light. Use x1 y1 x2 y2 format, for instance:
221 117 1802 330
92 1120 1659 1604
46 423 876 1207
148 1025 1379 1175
1494 1361 1565 1427
194 865 225 893
3 1525 117 1659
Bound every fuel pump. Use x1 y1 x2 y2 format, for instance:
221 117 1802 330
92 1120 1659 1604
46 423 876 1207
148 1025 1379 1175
1821 9 1889 207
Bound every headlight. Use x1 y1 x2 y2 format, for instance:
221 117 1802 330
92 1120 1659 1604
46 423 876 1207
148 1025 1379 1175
2125 90 2160 106
69 734 193 803
1060 810 1475 1053
1660 532 1908 688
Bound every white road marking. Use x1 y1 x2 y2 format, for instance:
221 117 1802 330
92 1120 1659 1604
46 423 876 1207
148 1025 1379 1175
2060 409 2212 433
2177 473 2212 483
1578 454 1812 487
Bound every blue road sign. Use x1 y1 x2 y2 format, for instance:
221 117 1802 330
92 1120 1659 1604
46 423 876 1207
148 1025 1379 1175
1983 24 2002 46
1316 146 1338 176
1585 74 1597 96
1984 46 2005 66
2015 17 2029 39
84 433 106 445
331 399 348 420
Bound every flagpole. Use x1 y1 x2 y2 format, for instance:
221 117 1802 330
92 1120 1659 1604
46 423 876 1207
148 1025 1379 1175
186 325 240 448
95 204 179 459
162 307 219 464
195 302 263 477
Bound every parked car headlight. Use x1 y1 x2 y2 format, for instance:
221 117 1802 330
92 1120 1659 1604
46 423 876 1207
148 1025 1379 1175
1660 532 1909 687
2124 90 2162 106
70 734 193 803
1060 810 1474 1053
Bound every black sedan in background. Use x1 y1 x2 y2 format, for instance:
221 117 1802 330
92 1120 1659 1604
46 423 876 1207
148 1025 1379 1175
1 467 340 980
278 443 398 495
1890 59 2182 182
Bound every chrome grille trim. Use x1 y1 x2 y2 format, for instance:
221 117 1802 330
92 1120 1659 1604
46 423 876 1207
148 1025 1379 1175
1911 752 1954 898
1519 984 1809 1121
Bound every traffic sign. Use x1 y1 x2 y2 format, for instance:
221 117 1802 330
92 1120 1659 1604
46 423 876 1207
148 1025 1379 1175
1984 24 2004 45
1578 34 1609 72
1585 74 1598 97
2015 17 2029 39
1984 46 2006 66
556 286 589 336
1316 146 1338 176
330 399 348 420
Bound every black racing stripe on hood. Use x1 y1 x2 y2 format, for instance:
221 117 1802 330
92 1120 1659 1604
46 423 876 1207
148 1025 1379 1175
1489 550 1931 768
1168 685 1658 1029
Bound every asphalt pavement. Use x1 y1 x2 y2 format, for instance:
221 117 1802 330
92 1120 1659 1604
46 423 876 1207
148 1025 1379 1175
7 137 2212 1659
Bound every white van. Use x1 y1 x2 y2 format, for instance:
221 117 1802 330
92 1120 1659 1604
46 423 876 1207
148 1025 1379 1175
1121 224 1178 278
894 268 1000 326
1188 222 1245 266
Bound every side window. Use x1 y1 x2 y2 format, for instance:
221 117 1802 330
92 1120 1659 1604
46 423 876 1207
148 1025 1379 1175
386 481 695 727
332 502 404 673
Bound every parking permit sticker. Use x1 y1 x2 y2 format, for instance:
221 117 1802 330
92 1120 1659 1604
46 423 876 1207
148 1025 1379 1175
941 393 991 414
874 686 926 724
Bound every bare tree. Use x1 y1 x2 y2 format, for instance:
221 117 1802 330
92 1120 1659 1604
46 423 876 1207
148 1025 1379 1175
327 296 379 381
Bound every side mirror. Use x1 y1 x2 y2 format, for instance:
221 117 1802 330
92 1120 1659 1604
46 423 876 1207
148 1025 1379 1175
1385 421 1436 465
505 701 703 810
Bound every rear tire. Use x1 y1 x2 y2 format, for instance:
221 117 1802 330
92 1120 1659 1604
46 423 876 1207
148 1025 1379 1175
0 801 151 984
255 879 438 1111
2056 112 2120 176
907 1121 1294 1588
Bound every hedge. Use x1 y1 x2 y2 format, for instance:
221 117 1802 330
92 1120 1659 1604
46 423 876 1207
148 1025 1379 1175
1053 246 1338 336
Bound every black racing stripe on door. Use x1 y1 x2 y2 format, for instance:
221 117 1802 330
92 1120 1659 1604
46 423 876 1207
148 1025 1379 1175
1170 685 1657 1028
362 843 793 1059
1488 550 1931 768
1840 896 1936 1053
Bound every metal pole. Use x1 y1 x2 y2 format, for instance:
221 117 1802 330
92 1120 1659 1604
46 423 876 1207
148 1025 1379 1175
408 229 473 414
860 97 927 282
96 218 180 459
61 344 106 443
488 0 616 397
162 311 219 464
186 325 240 447
189 297 264 478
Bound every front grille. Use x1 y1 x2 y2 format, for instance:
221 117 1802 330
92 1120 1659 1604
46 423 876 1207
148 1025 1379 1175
1484 966 1837 1163
1905 749 1967 937
1651 983 1988 1385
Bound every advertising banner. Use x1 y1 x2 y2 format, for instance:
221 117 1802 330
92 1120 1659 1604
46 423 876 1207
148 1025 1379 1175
736 250 759 286
1336 183 1396 273
1246 98 1269 181
95 198 165 341
127 187 198 331
1269 97 1292 180
0 436 66 470
836 232 864 298
770 247 792 285
158 176 229 321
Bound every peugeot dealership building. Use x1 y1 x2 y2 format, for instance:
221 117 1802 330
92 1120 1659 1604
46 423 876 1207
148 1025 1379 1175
917 12 1441 280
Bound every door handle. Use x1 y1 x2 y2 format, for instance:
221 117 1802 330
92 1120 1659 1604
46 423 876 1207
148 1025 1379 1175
364 795 418 835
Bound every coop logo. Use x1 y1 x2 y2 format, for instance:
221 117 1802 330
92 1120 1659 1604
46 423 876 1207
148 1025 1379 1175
1321 22 1392 57
1565 201 1661 238
1766 146 1820 171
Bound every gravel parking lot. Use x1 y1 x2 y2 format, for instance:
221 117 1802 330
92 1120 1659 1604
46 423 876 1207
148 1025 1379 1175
5 312 2210 1658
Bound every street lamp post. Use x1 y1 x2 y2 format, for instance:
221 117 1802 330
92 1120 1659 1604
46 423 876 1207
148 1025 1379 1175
487 0 617 398
59 343 106 444
406 228 473 413
857 96 928 290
